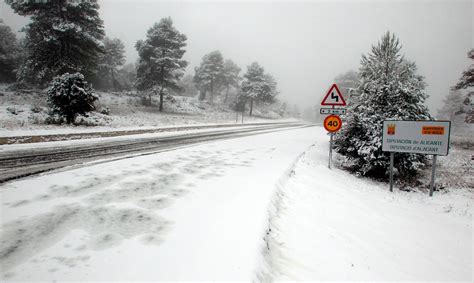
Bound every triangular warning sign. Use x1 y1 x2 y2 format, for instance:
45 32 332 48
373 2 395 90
321 83 346 106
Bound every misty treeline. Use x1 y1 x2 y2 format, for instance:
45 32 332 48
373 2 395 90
1 0 282 120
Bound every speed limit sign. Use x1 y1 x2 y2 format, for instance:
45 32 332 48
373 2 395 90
324 115 342 132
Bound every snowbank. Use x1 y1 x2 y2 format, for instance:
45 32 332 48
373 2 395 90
258 128 472 281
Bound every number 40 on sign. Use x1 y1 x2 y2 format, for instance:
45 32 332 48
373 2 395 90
323 115 342 132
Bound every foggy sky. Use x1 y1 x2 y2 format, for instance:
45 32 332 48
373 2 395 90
1 0 472 113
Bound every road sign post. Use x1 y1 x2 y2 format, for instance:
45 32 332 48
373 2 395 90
320 84 346 170
382 120 451 196
329 131 333 169
323 114 342 169
429 155 437 197
389 152 394 192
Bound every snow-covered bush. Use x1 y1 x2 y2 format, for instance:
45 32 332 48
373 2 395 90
334 32 432 179
47 73 98 124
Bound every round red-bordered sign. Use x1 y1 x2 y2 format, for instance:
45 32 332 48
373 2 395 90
324 115 342 132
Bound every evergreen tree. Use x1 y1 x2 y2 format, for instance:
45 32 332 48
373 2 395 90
193 51 225 104
176 74 199 97
437 90 465 120
241 62 278 115
454 49 474 90
115 63 136 91
135 17 187 111
334 70 358 102
0 19 22 83
47 72 98 124
6 0 105 86
334 32 431 179
453 49 474 124
222 59 241 103
278 102 288 117
98 37 126 91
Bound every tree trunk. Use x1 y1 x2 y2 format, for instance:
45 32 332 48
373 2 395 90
110 68 117 91
249 98 254 116
159 88 164 112
199 89 206 101
224 86 229 103
210 81 214 104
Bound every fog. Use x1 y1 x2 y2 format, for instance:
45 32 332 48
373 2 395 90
1 0 472 112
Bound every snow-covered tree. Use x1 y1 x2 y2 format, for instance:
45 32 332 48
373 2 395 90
454 49 474 90
437 90 465 120
334 70 358 103
437 90 472 131
176 74 198 97
135 18 188 111
222 59 241 103
115 63 136 91
241 62 278 115
278 102 288 117
334 32 431 178
193 51 225 104
47 73 98 124
98 37 126 91
0 19 22 83
452 49 474 124
6 0 105 85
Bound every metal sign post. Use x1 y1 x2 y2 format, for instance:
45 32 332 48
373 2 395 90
328 132 333 169
381 120 450 196
429 155 437 197
389 152 394 192
321 83 346 170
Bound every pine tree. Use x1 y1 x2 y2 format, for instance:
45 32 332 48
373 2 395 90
222 59 241 103
47 72 98 124
115 63 136 91
98 37 126 91
454 49 474 90
334 32 432 179
135 17 188 111
193 51 225 104
437 90 465 120
176 74 199 97
241 62 278 115
0 19 22 83
453 49 473 124
334 70 358 101
6 0 105 86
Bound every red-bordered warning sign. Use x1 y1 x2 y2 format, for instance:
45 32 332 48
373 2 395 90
321 83 346 106
324 115 342 132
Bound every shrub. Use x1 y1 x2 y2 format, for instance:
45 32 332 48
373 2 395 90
47 73 98 124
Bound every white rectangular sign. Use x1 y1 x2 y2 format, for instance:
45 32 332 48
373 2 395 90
320 108 346 115
382 120 451 156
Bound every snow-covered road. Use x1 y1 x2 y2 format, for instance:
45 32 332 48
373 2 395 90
0 126 320 281
1 126 471 281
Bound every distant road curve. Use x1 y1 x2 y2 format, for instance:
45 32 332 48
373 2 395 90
0 122 313 184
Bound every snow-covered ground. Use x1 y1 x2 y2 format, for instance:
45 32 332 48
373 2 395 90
0 84 283 137
258 128 473 281
1 126 472 281
0 126 320 281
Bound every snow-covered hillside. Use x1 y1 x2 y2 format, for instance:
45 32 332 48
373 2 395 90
0 84 283 136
